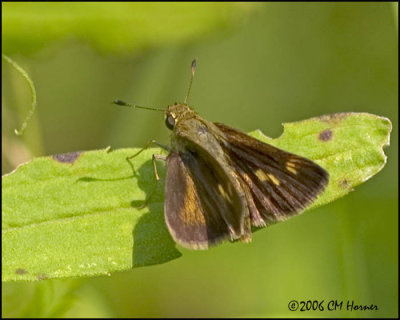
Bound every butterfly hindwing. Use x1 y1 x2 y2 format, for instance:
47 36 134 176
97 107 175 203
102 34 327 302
214 122 329 226
165 150 249 249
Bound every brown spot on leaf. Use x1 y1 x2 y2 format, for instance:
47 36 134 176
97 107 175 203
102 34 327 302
317 113 350 123
319 129 333 141
15 268 27 275
36 273 48 281
53 151 81 163
339 179 350 188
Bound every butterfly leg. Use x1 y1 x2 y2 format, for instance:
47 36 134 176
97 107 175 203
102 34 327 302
126 139 170 161
125 140 169 209
152 154 167 180
136 153 167 209
125 139 169 173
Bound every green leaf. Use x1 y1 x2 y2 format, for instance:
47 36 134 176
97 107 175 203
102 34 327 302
2 2 255 55
250 112 392 210
2 112 391 281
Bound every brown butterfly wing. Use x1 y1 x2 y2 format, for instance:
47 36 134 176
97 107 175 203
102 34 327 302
164 151 248 249
214 122 329 227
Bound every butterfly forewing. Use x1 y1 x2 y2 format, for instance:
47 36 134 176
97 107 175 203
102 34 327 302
214 122 329 226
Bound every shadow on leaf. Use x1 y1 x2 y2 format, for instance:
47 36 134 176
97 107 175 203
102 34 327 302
129 158 182 267
75 154 182 268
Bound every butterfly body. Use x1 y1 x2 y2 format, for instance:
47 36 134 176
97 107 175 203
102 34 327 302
163 103 329 249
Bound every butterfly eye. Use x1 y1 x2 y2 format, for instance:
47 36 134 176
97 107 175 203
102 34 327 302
165 114 176 130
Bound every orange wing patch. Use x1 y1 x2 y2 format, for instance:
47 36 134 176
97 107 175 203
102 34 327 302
255 169 280 185
180 172 206 226
285 159 298 174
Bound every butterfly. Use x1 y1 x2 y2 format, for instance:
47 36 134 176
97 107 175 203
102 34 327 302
115 59 329 249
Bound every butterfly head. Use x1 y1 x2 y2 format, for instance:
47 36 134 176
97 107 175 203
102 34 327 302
165 103 194 130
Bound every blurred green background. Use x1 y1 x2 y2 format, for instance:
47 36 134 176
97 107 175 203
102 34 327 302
2 2 398 318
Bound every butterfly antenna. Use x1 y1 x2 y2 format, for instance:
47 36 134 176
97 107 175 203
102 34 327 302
184 59 197 104
113 100 164 112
